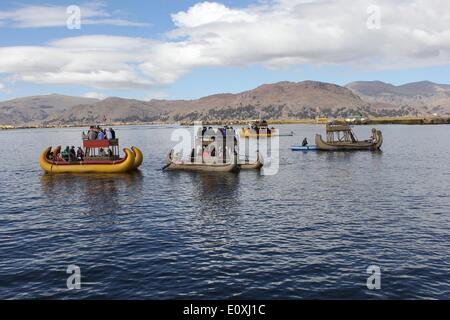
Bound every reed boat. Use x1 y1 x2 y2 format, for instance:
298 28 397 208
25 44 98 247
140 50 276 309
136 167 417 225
40 147 138 174
164 149 239 172
39 133 143 174
240 120 277 138
239 152 264 170
278 131 295 137
315 123 383 151
164 125 240 172
131 147 144 169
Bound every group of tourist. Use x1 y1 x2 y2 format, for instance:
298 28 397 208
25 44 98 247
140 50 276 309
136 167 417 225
47 146 85 162
60 146 85 162
198 126 235 139
248 121 275 134
82 126 116 141
47 125 118 162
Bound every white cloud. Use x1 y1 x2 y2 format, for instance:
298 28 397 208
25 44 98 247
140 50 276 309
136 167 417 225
0 36 156 89
171 2 257 27
1 0 450 91
0 3 150 28
82 92 108 100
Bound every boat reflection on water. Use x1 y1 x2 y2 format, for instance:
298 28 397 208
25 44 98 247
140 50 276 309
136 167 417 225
40 171 144 216
168 171 241 216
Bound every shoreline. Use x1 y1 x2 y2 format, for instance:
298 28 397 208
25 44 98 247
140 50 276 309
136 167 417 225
1 116 450 130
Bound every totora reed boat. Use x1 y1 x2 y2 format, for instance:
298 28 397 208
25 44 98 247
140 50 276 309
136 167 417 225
40 146 143 174
164 126 240 172
165 149 239 172
315 123 383 151
239 120 277 138
40 130 143 173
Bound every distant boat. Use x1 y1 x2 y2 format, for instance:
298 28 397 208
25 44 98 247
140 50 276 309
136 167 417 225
239 120 277 138
278 131 295 137
315 123 383 151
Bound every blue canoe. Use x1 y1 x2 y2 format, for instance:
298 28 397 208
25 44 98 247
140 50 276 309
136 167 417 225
291 145 319 151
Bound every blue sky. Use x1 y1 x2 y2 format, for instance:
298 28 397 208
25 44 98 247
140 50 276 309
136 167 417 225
0 0 449 101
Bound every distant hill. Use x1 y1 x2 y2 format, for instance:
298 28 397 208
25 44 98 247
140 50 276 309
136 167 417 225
42 81 370 125
0 94 99 124
1 80 450 125
346 81 450 115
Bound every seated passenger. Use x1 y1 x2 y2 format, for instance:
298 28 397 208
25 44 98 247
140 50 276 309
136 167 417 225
61 146 70 161
69 146 76 162
99 148 107 157
76 147 84 161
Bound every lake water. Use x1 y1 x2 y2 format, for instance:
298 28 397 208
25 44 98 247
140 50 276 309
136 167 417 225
0 124 449 299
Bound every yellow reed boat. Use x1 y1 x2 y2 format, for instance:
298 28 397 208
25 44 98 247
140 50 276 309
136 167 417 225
39 136 143 174
239 120 277 138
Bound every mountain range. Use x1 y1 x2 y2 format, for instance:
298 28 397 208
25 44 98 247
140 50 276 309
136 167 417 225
1 80 450 125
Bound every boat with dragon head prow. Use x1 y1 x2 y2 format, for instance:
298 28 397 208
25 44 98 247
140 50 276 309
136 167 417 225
315 122 383 151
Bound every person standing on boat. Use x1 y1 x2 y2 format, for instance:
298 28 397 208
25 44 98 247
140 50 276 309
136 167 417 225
110 128 116 140
302 138 308 147
106 128 113 140
88 127 97 140
97 130 105 140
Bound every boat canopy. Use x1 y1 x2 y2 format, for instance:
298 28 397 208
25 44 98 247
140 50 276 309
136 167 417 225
83 139 119 148
83 138 120 158
326 124 353 133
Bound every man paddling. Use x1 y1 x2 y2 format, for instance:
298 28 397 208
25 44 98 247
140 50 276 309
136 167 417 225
302 138 308 147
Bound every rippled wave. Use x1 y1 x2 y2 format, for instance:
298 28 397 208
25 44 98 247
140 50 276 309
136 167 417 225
0 125 449 299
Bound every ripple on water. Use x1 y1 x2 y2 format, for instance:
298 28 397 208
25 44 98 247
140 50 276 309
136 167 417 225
0 125 449 299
